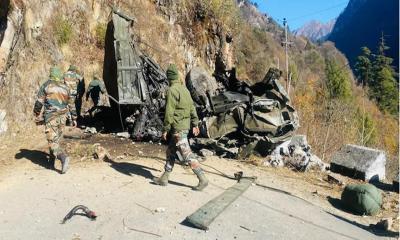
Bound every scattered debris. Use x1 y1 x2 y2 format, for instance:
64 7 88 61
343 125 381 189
154 207 166 213
240 225 257 233
369 218 393 231
264 135 327 172
393 172 399 192
84 127 97 134
327 172 346 186
186 172 256 230
61 205 97 224
0 109 7 135
331 144 386 181
123 217 162 237
199 149 214 157
116 132 130 139
93 143 111 161
135 203 154 214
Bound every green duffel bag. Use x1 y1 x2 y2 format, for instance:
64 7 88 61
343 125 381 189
341 184 382 216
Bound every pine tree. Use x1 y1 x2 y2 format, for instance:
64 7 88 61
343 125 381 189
325 59 352 100
354 47 372 86
369 34 399 115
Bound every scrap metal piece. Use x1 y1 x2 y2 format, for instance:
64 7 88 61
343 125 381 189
185 174 256 230
61 205 97 224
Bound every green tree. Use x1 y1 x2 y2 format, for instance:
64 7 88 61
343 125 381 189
356 108 376 146
325 59 352 100
369 35 399 115
354 47 372 86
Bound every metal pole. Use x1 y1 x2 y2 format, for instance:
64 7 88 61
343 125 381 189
283 18 289 93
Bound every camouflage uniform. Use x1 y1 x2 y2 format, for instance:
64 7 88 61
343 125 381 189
86 76 106 106
33 67 74 174
153 64 208 191
63 65 85 121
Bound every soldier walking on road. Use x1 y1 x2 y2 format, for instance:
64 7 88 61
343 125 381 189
33 67 75 174
153 64 209 191
63 65 85 124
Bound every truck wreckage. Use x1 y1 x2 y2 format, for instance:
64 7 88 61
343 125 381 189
101 9 300 159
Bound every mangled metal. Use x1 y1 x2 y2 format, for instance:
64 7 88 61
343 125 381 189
104 9 300 158
104 8 168 141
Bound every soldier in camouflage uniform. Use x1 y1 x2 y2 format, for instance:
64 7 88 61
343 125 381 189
153 64 208 191
86 75 107 118
63 65 85 124
33 67 75 174
86 75 106 106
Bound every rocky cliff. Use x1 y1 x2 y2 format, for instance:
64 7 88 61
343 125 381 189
294 19 336 42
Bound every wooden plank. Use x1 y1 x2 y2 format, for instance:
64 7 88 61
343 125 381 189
186 178 255 230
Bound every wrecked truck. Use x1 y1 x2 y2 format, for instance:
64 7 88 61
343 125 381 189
102 9 299 157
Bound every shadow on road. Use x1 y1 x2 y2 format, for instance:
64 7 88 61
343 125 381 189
15 149 56 172
105 158 193 189
327 212 399 238
104 158 158 179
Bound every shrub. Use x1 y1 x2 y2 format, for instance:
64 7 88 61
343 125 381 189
54 17 73 45
95 23 107 48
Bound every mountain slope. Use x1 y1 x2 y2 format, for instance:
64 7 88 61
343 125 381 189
328 0 399 69
294 19 336 42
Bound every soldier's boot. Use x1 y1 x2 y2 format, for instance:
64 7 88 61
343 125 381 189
192 168 208 191
57 153 70 174
153 171 170 186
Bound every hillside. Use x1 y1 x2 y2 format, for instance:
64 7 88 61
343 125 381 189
328 0 399 69
294 19 336 42
0 0 398 179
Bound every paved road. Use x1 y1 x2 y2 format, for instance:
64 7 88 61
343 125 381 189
0 156 396 240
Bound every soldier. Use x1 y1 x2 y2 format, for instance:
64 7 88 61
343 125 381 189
63 65 85 125
33 66 75 174
153 64 209 191
86 75 106 107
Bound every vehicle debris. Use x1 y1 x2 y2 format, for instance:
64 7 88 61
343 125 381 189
327 173 346 186
93 143 111 161
369 218 393 231
116 132 130 139
123 217 162 238
102 9 300 161
185 172 256 230
84 127 97 134
264 135 328 171
61 205 97 224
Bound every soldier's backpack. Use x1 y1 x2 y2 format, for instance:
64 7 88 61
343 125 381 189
341 184 382 215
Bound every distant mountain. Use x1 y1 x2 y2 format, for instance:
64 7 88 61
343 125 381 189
236 0 283 39
328 0 399 70
294 19 336 42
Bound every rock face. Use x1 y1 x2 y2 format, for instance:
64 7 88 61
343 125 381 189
294 19 336 42
331 144 386 181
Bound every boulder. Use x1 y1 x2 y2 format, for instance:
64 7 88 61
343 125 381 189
331 144 386 182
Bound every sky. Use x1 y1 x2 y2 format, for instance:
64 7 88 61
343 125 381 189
254 0 350 30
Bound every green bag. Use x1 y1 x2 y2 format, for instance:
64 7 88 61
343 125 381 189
341 184 382 215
